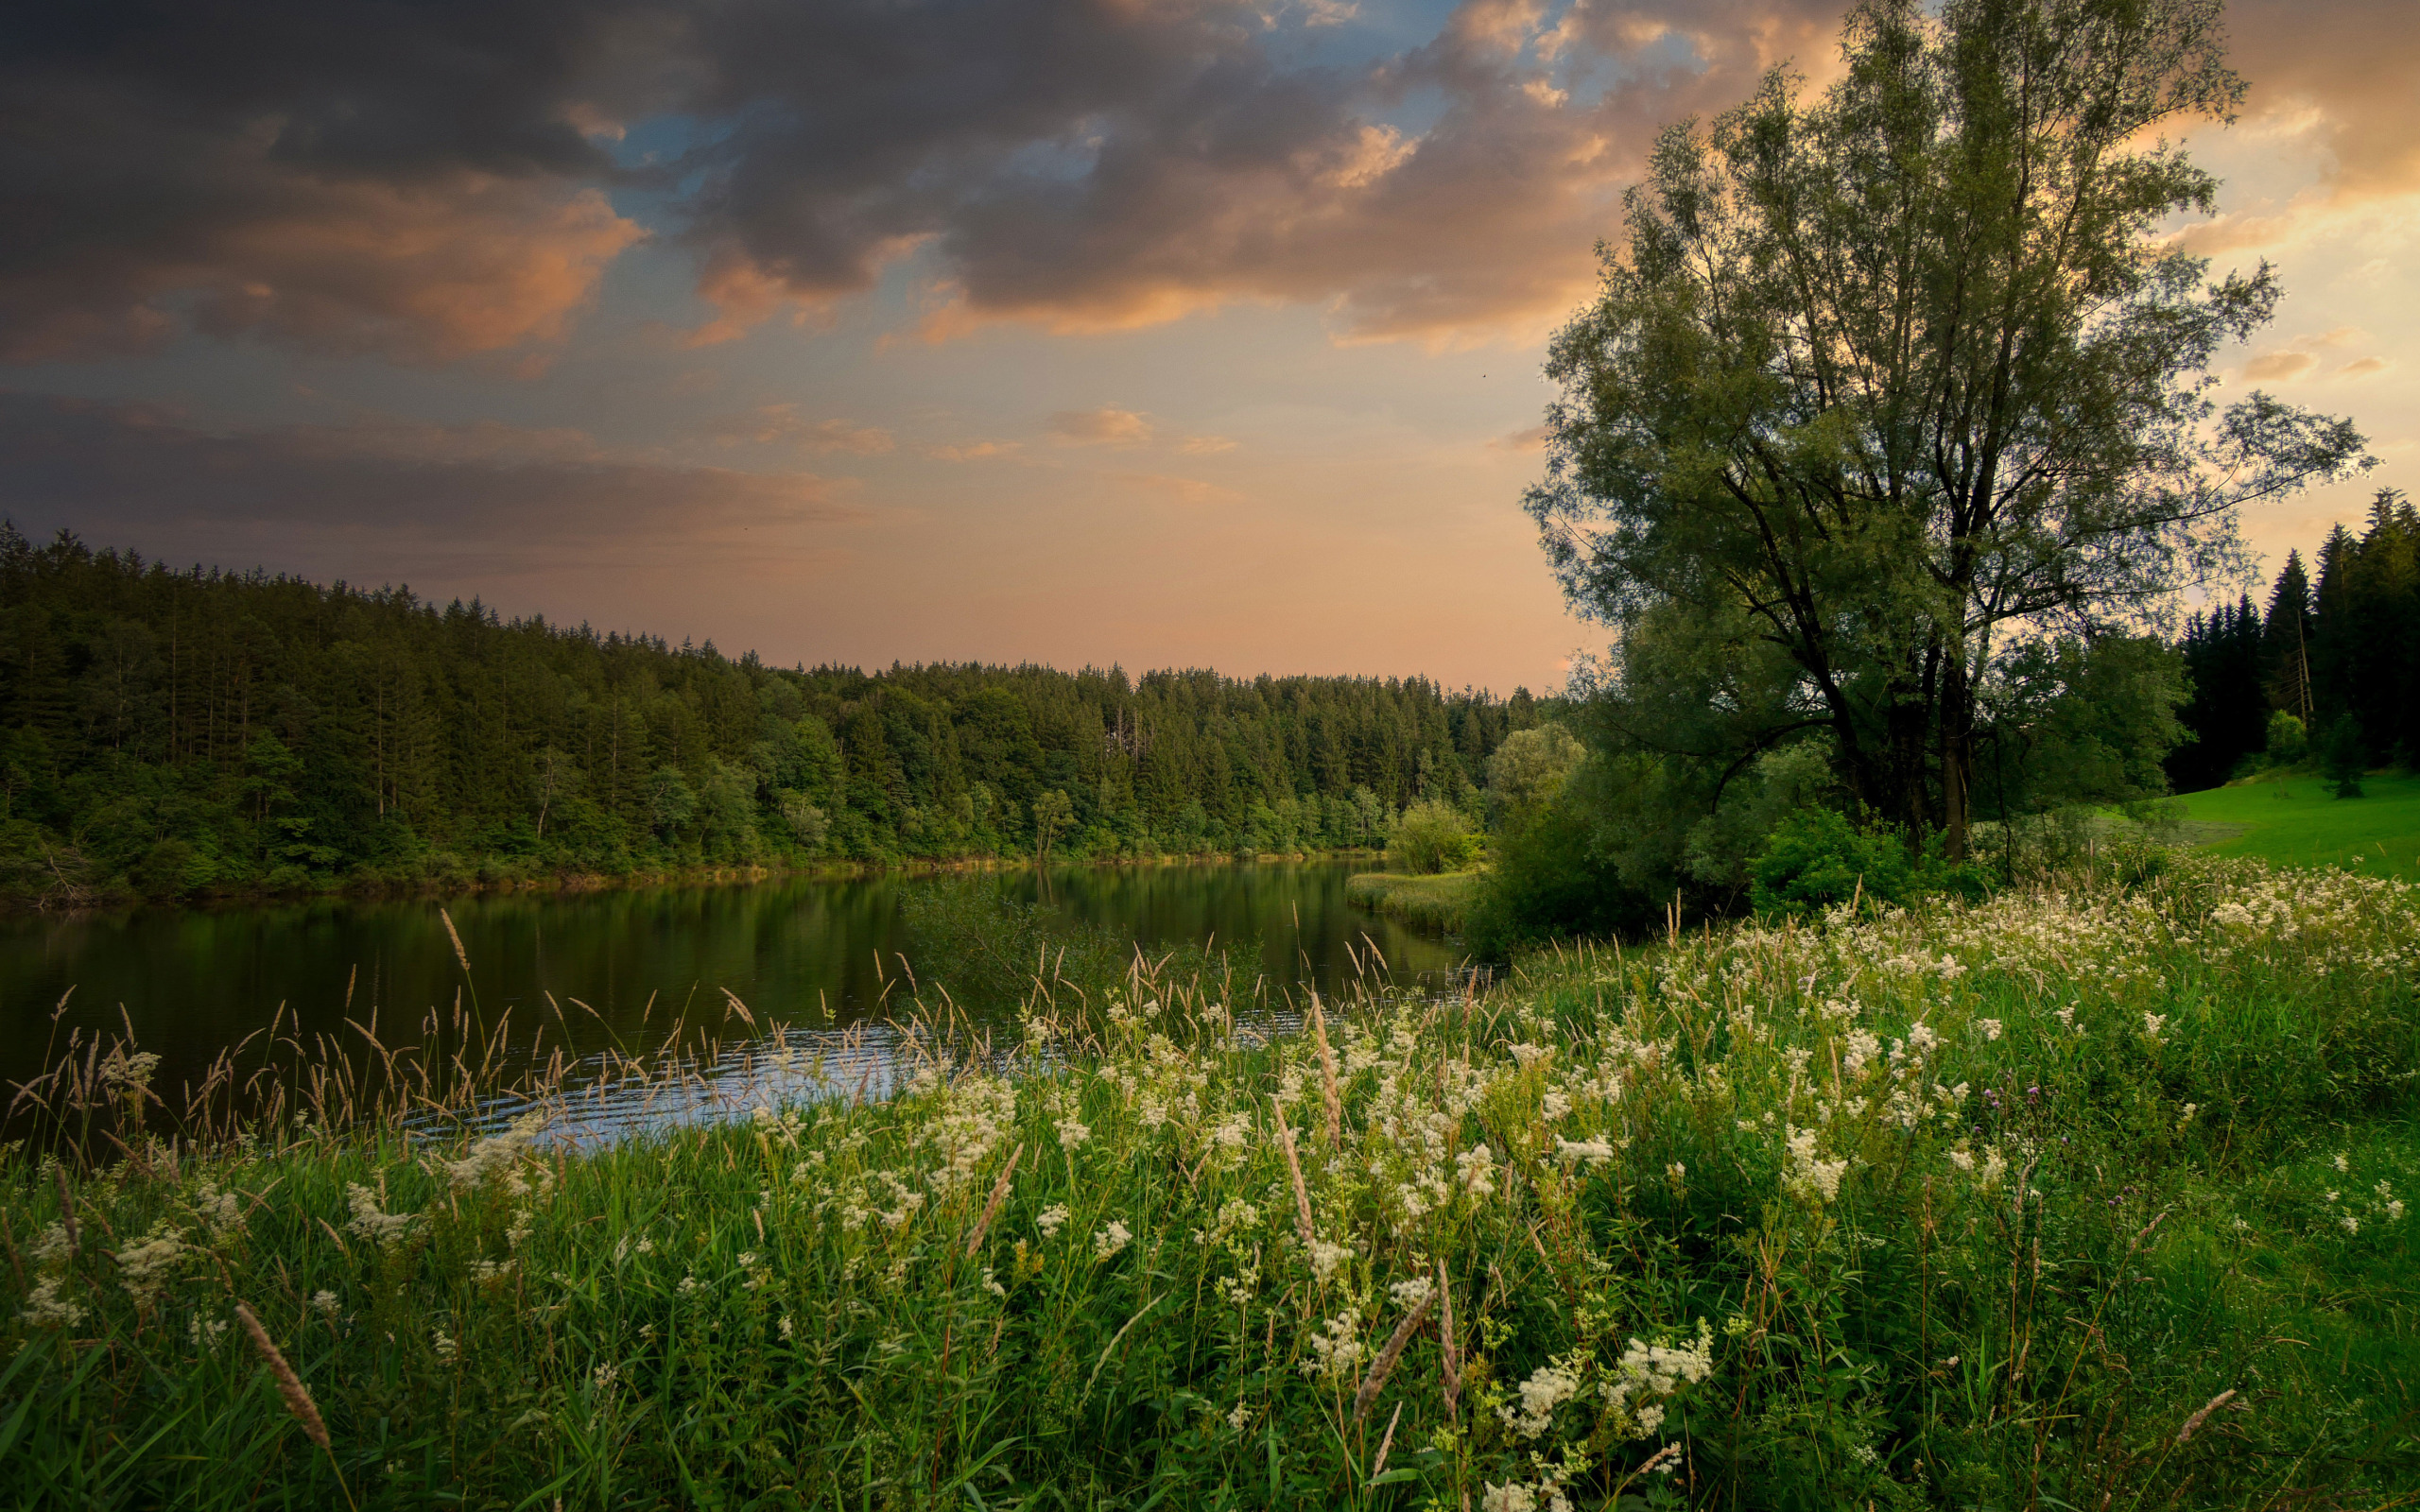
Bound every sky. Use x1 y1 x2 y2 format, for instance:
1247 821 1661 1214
1 0 2411 692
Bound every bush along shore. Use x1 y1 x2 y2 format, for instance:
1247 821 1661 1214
1345 870 1480 933
7 850 2420 1507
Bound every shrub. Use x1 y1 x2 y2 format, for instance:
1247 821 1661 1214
1749 808 1913 918
2266 710 2308 765
1464 796 1655 956
1386 799 1479 875
1746 808 1987 919
2320 715 2366 799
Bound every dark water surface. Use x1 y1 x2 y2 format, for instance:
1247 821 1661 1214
3 862 1460 1128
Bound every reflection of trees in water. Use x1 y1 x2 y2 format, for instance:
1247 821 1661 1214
0 863 1458 1117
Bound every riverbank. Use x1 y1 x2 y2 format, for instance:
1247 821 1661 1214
10 845 1392 919
1344 868 1479 931
7 850 2417 1507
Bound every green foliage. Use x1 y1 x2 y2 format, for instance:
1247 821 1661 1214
1751 808 1995 920
1527 0 2368 853
2266 710 2308 765
1462 782 1657 957
1748 809 1914 919
1343 870 1478 932
8 853 2420 1507
2320 714 2367 798
1972 636 2192 850
1384 799 1478 875
0 526 1548 904
1482 723 1584 828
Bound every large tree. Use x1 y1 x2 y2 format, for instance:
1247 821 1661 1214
1529 0 2370 854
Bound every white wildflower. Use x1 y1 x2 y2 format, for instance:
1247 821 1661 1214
1038 1203 1072 1239
1500 1361 1582 1437
20 1275 85 1329
114 1222 189 1306
1554 1137 1614 1169
344 1184 421 1250
1456 1143 1496 1196
1094 1220 1132 1261
1302 1306 1368 1383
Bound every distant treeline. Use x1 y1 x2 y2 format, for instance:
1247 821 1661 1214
0 527 1544 907
2172 488 2420 790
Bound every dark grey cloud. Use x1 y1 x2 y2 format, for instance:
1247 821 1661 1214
0 0 667 361
678 0 1852 341
0 393 858 572
0 0 1863 363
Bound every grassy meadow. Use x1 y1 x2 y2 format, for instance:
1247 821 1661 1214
2175 773 2420 882
1345 871 1481 933
7 850 2420 1508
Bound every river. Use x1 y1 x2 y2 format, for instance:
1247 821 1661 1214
2 861 1462 1139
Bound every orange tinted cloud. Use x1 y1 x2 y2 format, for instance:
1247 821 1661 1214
705 404 895 454
1047 406 1153 445
2226 0 2420 197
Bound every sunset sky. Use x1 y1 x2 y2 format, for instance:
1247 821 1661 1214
3 0 2411 691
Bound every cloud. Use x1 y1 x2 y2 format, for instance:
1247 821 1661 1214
0 0 660 365
0 394 858 573
1047 406 1153 445
1113 471 1248 507
705 404 894 454
675 0 1845 347
1491 423 1550 452
925 439 1023 462
2226 0 2420 198
2242 352 2319 382
0 0 1863 364
1176 435 1238 455
2338 357 2392 378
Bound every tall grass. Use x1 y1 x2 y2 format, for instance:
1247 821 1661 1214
5 850 2419 1507
1345 870 1479 932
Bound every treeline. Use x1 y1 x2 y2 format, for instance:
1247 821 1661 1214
0 527 1543 907
2171 488 2419 791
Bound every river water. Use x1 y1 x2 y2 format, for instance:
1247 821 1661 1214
2 862 1461 1138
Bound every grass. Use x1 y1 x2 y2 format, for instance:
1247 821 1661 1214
6 850 2420 1507
2176 770 2420 881
1344 869 1480 932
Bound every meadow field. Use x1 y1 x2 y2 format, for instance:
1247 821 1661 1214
7 848 2418 1507
2176 773 2420 882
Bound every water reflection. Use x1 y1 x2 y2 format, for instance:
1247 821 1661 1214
3 862 1462 1136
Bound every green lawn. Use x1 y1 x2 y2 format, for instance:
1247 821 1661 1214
2177 771 2420 881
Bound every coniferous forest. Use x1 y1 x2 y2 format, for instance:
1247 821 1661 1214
2170 488 2419 791
0 526 1543 907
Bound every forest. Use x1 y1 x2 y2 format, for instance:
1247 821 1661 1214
0 525 1543 907
2171 488 2420 790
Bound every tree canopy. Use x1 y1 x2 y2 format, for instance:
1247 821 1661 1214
0 526 1541 906
1529 0 2370 856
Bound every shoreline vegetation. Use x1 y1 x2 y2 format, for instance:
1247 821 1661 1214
1344 869 1480 933
8 849 2418 1506
16 845 1392 920
1 528 1543 915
